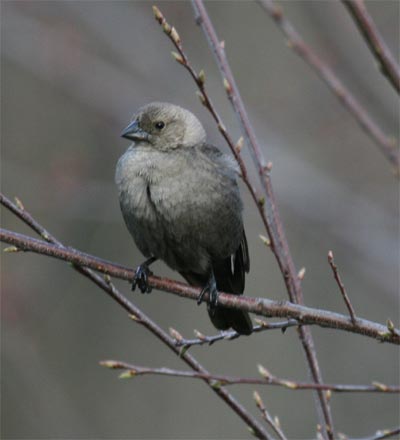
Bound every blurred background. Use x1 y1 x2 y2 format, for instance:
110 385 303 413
1 1 399 438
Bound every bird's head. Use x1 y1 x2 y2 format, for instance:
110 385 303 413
121 102 206 151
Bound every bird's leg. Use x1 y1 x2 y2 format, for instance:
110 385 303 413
197 270 219 308
132 256 157 294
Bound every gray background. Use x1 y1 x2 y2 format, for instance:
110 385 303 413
1 1 399 439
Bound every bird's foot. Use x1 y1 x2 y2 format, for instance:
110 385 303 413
132 257 157 294
197 272 219 308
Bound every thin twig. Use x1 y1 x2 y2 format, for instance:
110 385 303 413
342 0 400 94
173 319 301 348
186 2 335 437
258 0 399 173
0 194 270 440
345 426 400 440
2 227 399 345
253 391 288 440
328 251 357 325
100 361 400 394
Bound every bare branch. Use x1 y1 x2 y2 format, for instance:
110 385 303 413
258 0 399 173
2 227 399 345
173 319 301 348
253 391 288 440
342 0 400 94
344 426 400 440
0 194 269 440
100 361 400 394
328 251 357 325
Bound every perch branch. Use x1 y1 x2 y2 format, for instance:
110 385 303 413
2 228 399 345
258 0 399 172
342 0 400 94
99 361 400 393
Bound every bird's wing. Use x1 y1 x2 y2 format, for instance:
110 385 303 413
197 143 240 176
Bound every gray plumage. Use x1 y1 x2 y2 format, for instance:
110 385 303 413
115 102 252 335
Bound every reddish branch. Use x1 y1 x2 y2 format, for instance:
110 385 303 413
2 227 399 345
258 0 399 172
100 361 400 394
0 194 270 440
342 0 400 94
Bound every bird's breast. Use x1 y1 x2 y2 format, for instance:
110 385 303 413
115 146 242 273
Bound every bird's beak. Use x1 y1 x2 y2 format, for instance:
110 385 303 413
121 120 150 142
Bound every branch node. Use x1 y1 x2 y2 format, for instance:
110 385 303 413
14 196 25 211
179 345 190 357
235 136 244 154
169 327 184 342
297 267 306 281
263 161 273 173
171 51 185 65
195 91 207 106
326 389 332 402
247 426 257 438
257 363 272 380
119 370 136 379
223 77 233 95
259 234 271 247
197 69 206 85
129 313 141 322
3 245 20 253
99 360 119 369
386 318 396 335
170 27 181 45
193 329 206 340
152 5 163 23
372 381 389 392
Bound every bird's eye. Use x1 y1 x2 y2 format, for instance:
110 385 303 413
154 121 165 130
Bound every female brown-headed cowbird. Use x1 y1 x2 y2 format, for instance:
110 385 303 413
116 102 252 335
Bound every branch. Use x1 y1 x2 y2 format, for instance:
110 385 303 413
173 319 302 347
100 361 400 394
2 228 399 345
342 0 400 94
258 0 400 173
345 427 400 440
253 391 288 440
328 251 357 325
0 194 270 440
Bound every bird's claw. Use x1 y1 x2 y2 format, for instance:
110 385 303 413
209 286 219 308
132 264 153 294
197 273 219 308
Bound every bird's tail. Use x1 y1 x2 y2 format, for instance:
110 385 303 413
207 303 253 335
208 259 252 335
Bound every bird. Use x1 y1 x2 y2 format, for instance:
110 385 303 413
115 102 252 335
